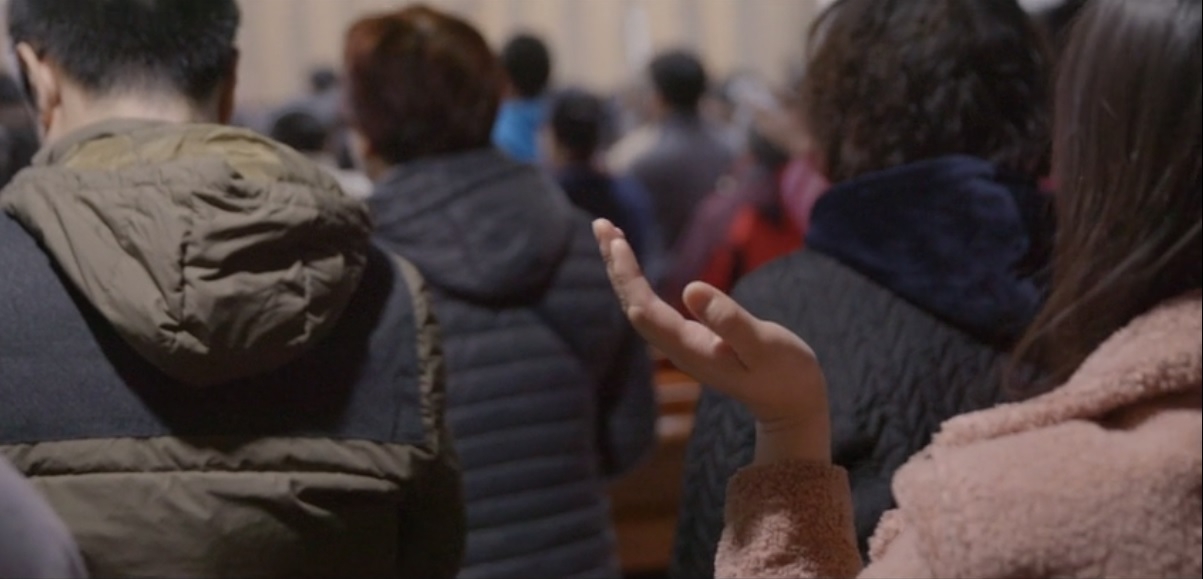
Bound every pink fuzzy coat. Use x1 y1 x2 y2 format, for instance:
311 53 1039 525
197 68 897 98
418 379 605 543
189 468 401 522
717 293 1202 578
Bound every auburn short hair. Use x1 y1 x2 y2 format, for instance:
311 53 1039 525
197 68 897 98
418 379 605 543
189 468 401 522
344 5 503 165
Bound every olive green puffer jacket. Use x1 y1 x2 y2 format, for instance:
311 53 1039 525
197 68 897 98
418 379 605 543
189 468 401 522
0 119 464 578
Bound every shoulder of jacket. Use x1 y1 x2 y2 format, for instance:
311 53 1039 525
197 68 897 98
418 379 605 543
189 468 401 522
890 398 1201 578
384 251 451 450
731 250 878 317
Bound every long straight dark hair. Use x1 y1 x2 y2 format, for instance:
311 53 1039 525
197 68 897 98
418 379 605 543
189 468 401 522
1012 0 1202 397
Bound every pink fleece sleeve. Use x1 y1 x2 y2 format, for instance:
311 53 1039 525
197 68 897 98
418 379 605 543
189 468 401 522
715 460 864 579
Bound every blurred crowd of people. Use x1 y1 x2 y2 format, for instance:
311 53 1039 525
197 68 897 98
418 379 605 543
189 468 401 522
223 32 821 307
0 0 1198 578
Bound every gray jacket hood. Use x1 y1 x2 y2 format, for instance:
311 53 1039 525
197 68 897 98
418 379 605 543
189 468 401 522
369 149 576 303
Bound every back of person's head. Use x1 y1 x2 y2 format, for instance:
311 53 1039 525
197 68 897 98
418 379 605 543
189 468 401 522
269 110 329 155
344 4 503 166
746 129 791 171
7 0 240 106
309 67 339 94
648 50 709 114
550 89 606 163
1013 0 1201 394
801 0 1052 183
500 33 552 99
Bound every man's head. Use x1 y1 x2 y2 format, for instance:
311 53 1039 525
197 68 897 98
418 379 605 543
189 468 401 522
500 33 552 100
269 110 330 156
7 0 240 141
648 50 708 116
309 67 339 95
547 88 606 166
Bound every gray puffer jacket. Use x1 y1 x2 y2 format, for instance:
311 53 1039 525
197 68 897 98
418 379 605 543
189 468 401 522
370 149 657 579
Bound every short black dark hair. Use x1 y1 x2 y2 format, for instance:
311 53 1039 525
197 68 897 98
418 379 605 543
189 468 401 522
269 110 329 154
649 50 708 113
7 0 241 103
747 129 790 170
309 67 339 94
500 33 552 99
550 88 606 162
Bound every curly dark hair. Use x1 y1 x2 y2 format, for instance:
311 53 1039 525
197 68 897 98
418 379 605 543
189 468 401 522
800 0 1052 183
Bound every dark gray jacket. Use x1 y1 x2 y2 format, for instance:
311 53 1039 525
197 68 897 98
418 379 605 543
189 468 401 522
671 157 1053 578
672 253 1016 577
370 149 657 579
630 114 735 250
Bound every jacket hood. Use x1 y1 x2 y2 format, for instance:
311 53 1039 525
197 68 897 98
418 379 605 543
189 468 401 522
1 118 372 386
369 148 575 303
806 155 1053 344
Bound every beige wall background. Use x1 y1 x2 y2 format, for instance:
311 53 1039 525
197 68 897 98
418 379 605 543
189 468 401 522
1 0 819 107
237 0 820 106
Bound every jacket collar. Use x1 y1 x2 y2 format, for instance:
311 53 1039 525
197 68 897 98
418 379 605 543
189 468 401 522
805 155 1052 344
368 148 576 303
33 118 171 167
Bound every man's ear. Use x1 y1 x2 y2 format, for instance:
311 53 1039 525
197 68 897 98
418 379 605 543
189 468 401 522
216 48 240 124
15 42 61 130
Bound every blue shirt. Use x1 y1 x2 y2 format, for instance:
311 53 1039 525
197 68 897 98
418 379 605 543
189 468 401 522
491 97 546 163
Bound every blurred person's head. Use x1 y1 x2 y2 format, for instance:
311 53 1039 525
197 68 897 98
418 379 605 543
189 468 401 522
269 109 329 155
7 0 241 145
546 88 606 167
648 50 708 117
500 33 552 100
746 129 791 172
800 0 1052 183
746 70 813 159
310 67 339 94
1013 0 1201 394
344 4 503 177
